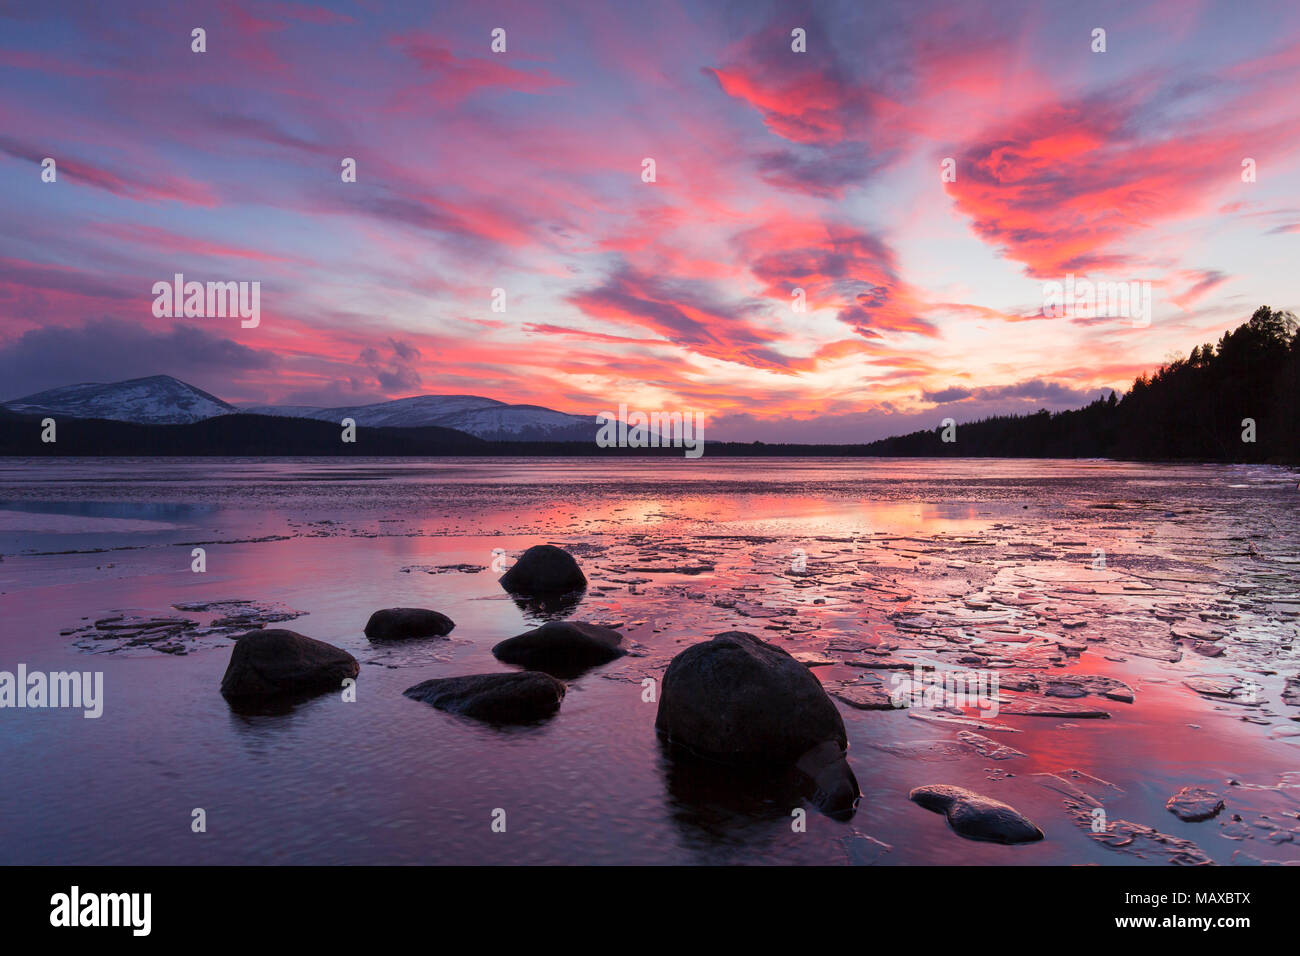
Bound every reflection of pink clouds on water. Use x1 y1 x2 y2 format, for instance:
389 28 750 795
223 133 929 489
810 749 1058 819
1 458 1298 864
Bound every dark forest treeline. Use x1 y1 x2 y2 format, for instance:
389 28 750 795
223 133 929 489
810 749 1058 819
861 307 1300 463
0 413 489 456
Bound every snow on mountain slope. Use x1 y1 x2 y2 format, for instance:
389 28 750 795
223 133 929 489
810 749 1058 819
441 403 595 441
4 374 598 440
245 395 506 427
3 375 237 425
243 394 594 440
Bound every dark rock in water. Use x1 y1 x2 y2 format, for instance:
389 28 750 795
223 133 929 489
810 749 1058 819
656 630 858 817
403 672 565 723
795 741 861 820
364 607 455 641
657 631 847 760
910 784 1044 844
1165 786 1225 822
220 629 359 700
499 544 587 595
492 620 624 678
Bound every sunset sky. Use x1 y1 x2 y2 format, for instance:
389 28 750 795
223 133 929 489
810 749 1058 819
2 0 1298 441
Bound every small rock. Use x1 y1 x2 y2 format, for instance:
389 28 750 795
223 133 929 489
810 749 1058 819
364 607 455 641
492 620 625 677
910 784 1044 844
403 672 565 723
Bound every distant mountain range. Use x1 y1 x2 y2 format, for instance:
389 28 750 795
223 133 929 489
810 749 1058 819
243 395 595 441
4 307 1296 461
3 375 596 441
5 375 235 425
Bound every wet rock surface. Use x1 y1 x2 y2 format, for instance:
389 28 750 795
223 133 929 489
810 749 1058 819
364 607 455 641
491 620 625 678
656 631 848 763
794 740 861 819
910 784 1044 844
656 631 859 816
499 544 587 595
403 672 565 723
220 628 359 701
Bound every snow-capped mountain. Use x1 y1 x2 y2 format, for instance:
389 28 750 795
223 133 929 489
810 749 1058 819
3 375 597 440
243 395 505 427
243 394 596 441
3 375 237 425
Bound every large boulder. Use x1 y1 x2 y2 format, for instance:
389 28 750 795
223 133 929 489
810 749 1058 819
364 607 455 641
655 631 859 817
657 631 847 762
220 629 359 700
499 544 587 595
910 784 1044 844
403 672 565 723
492 620 624 678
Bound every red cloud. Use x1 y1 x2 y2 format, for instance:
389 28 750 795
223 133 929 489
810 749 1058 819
738 218 939 338
944 90 1289 277
389 33 567 108
568 263 799 372
0 136 217 207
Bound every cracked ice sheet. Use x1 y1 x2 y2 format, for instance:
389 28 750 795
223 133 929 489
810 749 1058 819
1 458 1298 864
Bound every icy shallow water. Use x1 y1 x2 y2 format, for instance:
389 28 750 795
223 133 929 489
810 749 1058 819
1 456 1298 865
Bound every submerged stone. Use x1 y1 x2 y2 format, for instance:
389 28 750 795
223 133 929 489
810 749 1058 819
403 672 565 723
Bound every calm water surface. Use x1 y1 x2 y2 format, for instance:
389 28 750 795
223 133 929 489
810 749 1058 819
1 457 1298 865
